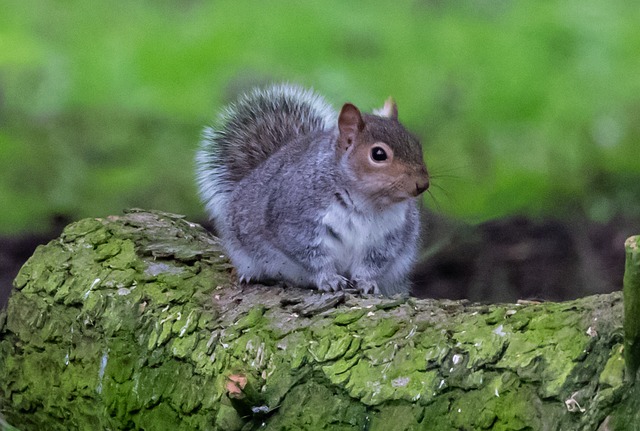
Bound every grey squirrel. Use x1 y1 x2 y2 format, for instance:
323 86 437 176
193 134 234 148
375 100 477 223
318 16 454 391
196 84 429 296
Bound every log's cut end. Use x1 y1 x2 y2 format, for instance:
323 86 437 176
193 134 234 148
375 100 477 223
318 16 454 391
624 235 640 380
0 209 233 430
0 210 635 430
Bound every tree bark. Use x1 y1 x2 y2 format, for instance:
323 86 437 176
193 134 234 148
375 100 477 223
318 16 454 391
0 210 636 430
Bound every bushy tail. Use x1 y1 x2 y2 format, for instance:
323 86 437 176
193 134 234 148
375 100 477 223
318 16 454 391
196 84 336 225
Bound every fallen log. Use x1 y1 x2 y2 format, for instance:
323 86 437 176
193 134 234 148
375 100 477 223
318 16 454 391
0 210 637 430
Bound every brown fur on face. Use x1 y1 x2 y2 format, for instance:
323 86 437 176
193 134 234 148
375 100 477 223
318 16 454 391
337 102 429 205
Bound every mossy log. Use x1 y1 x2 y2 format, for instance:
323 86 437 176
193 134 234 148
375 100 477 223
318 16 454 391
0 210 637 430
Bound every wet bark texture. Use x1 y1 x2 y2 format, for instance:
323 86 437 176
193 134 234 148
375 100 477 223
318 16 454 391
0 210 637 430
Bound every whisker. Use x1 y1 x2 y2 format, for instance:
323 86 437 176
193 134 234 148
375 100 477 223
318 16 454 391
424 189 443 212
428 164 471 182
429 182 452 201
428 163 471 173
429 173 465 180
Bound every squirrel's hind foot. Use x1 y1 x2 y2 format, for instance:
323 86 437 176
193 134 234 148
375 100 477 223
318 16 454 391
315 273 350 293
315 274 380 295
351 277 380 295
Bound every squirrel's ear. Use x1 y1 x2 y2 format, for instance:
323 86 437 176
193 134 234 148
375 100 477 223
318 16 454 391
338 103 365 148
373 97 398 120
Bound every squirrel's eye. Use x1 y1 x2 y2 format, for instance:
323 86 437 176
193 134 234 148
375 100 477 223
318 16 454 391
371 146 387 162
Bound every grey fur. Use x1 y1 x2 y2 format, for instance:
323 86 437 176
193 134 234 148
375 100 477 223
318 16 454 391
195 84 422 296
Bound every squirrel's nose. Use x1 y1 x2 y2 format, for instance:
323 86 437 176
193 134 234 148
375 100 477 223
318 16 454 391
415 179 429 195
413 165 429 196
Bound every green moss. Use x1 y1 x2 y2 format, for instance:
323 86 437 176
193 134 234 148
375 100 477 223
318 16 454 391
265 381 367 430
157 319 177 347
484 307 508 325
369 404 423 431
599 344 625 388
362 318 401 348
61 218 104 241
322 350 360 379
214 403 244 431
343 335 361 359
133 402 181 431
452 314 508 367
324 334 353 361
1 415 22 431
234 306 266 331
333 308 366 325
171 333 199 359
278 331 309 370
173 308 200 337
307 337 331 363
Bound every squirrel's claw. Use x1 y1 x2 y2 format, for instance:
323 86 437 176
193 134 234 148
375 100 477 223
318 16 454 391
315 274 379 295
352 278 380 295
316 273 349 293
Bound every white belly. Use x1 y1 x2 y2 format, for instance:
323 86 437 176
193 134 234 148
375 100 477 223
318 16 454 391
320 201 407 274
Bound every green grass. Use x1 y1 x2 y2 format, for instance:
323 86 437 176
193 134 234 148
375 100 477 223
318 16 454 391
1 0 639 233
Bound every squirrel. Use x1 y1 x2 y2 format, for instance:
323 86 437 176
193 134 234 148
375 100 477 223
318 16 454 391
196 84 429 296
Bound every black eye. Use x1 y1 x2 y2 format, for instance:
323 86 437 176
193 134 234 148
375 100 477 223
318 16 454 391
371 146 387 161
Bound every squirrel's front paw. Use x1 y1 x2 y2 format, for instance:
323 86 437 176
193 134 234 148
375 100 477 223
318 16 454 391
352 277 380 295
315 273 349 292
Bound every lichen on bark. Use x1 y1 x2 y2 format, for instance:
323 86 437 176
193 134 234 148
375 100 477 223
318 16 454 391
0 210 635 430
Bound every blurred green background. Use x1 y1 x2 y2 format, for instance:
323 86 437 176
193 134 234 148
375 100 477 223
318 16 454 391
2 0 640 234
